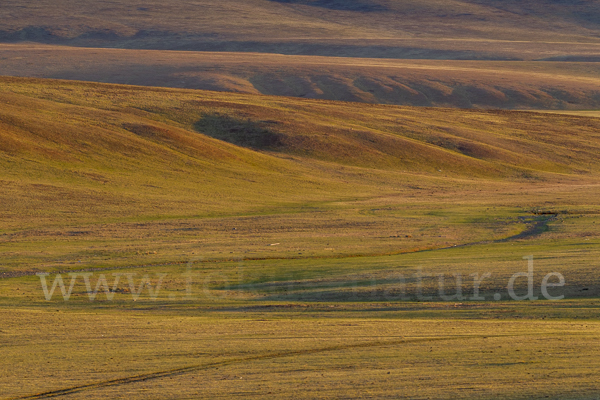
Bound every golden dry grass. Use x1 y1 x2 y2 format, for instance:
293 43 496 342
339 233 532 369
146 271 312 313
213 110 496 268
531 110 600 118
2 307 600 399
1 78 600 399
1 76 600 273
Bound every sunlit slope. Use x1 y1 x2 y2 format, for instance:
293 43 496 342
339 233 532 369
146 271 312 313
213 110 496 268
2 77 600 271
2 0 600 59
2 77 600 189
3 46 600 109
1 77 600 224
0 87 338 224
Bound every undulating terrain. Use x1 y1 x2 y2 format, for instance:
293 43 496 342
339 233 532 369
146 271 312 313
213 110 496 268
2 0 600 108
2 1 600 398
3 0 600 53
1 77 599 399
3 45 600 109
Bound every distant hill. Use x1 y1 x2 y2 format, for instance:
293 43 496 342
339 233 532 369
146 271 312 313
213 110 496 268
2 0 600 59
2 46 600 110
3 1 600 110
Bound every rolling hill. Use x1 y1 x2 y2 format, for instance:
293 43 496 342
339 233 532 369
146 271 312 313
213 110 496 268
3 4 600 399
2 0 600 57
3 1 600 109
2 78 600 400
2 45 600 109
1 77 600 272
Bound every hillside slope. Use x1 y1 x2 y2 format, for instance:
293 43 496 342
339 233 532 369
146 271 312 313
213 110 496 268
2 77 600 185
1 77 600 221
2 77 600 271
2 0 600 59
3 1 600 110
3 45 600 109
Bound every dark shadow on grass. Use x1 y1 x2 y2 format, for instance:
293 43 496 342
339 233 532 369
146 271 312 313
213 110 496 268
193 113 284 150
270 0 388 12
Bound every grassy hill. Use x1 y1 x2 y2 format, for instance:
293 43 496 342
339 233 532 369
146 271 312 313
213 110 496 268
2 0 600 57
1 76 600 272
3 45 600 109
1 78 600 399
3 1 600 109
3 3 600 397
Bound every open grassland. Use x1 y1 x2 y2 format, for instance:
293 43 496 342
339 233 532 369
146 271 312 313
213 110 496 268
1 305 600 399
1 76 600 273
3 45 600 109
1 78 599 398
532 110 600 118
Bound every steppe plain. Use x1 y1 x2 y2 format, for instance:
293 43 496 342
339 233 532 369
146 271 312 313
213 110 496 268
1 1 600 398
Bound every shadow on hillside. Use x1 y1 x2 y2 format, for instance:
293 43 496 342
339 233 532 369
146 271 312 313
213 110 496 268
270 0 387 12
208 276 598 304
193 113 284 150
